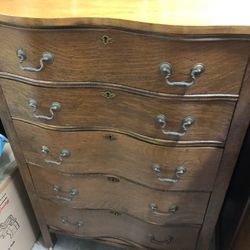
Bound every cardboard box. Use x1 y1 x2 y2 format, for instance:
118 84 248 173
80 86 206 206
0 142 39 250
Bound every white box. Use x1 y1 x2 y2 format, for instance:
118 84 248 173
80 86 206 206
0 142 39 250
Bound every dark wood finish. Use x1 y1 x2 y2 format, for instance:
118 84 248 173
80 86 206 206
0 10 249 250
39 197 200 250
0 85 56 247
0 26 249 95
2 80 236 142
14 120 222 192
29 164 209 225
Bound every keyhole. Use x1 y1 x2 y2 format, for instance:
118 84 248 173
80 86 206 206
107 176 120 183
100 35 112 45
104 134 116 141
101 91 116 99
103 36 108 44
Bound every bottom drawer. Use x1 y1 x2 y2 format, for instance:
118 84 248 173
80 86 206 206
39 198 200 250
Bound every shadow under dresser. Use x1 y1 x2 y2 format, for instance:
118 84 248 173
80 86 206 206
0 1 250 250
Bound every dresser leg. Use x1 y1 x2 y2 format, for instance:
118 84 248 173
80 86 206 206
41 231 57 249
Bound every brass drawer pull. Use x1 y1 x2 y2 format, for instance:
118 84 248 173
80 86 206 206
152 164 187 183
155 114 194 137
53 185 79 201
41 146 70 165
54 196 72 202
149 203 178 215
61 216 83 228
17 48 54 72
148 234 173 245
28 99 61 121
160 62 205 87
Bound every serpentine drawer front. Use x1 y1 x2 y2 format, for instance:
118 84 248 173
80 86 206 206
0 26 248 95
0 1 250 250
1 80 236 142
29 164 209 225
40 198 200 250
14 121 223 192
39 199 199 250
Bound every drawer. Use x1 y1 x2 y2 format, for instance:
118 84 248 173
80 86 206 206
0 26 249 95
2 80 236 142
30 164 209 225
14 121 222 191
40 198 200 250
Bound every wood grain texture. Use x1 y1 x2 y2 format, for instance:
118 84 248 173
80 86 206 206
39 197 200 250
0 5 249 249
0 0 250 35
29 164 209 226
14 120 222 192
0 26 249 95
1 80 236 143
0 72 240 101
0 85 56 247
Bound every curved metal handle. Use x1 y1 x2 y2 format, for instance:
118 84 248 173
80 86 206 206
53 185 79 201
28 99 61 121
41 146 70 165
155 114 194 137
149 203 178 215
152 164 187 183
61 216 83 228
148 234 173 245
17 48 54 72
160 62 205 87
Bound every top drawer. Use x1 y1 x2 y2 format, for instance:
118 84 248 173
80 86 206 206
0 26 249 95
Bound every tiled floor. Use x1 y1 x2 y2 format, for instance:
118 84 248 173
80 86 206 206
32 235 122 250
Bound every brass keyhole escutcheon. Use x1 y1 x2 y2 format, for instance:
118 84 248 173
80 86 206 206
101 91 116 99
100 35 113 45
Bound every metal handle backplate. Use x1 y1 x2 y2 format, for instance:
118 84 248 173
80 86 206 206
152 164 187 183
41 146 70 166
155 114 194 137
28 99 61 121
149 203 178 215
160 62 205 87
61 216 83 228
53 185 79 201
17 48 54 72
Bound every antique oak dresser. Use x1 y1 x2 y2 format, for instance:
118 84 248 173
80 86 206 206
0 1 250 249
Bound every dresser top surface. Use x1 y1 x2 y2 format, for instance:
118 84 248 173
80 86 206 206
0 0 249 35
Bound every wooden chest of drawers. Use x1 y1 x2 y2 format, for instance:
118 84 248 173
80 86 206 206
0 1 250 250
